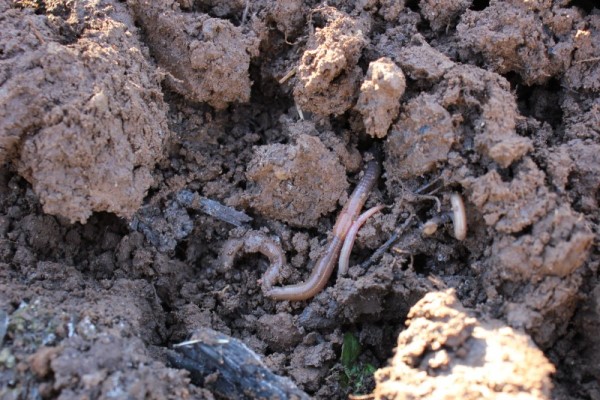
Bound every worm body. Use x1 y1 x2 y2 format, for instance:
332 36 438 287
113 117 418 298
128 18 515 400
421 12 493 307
218 161 381 301
338 205 384 277
265 160 380 301
219 231 285 292
264 237 344 301
450 193 467 240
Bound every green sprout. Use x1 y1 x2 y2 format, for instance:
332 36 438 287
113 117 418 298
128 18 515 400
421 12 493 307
340 332 377 394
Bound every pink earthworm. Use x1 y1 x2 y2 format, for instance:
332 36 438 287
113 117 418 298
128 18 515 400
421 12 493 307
218 231 285 293
264 160 381 301
337 204 385 277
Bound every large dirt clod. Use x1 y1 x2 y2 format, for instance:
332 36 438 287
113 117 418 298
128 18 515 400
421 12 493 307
0 2 170 223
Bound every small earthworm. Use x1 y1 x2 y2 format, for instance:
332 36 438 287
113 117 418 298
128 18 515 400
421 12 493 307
449 193 467 240
337 205 385 277
218 231 285 292
421 193 467 240
264 160 381 301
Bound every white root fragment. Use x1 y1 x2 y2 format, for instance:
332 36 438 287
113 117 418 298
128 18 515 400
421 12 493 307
278 68 296 84
295 102 304 120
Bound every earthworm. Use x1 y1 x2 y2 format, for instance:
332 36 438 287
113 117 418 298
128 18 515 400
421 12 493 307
337 205 384 277
421 193 467 240
449 193 467 240
264 160 381 301
218 231 285 292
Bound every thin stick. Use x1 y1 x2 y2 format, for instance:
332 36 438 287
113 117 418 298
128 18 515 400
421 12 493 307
278 68 297 84
575 57 600 64
414 194 442 213
414 176 441 194
295 102 304 120
241 0 250 24
360 214 414 269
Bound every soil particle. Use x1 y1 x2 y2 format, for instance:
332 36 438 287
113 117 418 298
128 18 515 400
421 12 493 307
546 139 600 213
456 0 577 85
374 8 422 58
29 346 61 379
438 65 532 168
394 36 456 83
502 274 583 350
361 0 405 22
0 1 169 223
256 313 304 352
127 0 260 109
372 289 555 399
49 335 202 400
298 258 432 330
463 148 594 347
293 7 369 116
419 0 472 32
20 215 64 256
262 0 307 39
493 204 593 280
132 192 195 253
289 335 337 392
384 93 456 180
334 262 395 322
355 57 406 139
563 14 600 92
245 131 349 227
464 158 556 234
384 59 532 195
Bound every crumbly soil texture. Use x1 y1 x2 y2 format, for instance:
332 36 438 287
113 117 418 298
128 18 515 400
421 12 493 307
1 0 599 399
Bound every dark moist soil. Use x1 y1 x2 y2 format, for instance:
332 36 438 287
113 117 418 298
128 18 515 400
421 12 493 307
0 0 599 399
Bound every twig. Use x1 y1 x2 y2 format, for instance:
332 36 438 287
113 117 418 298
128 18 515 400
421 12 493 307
169 328 310 399
295 102 305 120
575 56 600 64
361 214 414 269
414 176 442 194
241 0 250 24
278 67 296 84
198 197 253 227
414 193 442 213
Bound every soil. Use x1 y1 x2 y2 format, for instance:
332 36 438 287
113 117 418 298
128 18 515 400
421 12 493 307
0 0 598 399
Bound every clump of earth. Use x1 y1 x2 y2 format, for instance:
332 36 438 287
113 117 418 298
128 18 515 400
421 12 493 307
0 0 599 399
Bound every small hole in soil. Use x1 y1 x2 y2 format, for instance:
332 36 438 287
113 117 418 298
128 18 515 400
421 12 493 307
144 186 161 200
470 0 490 11
499 224 532 242
516 78 563 128
216 135 229 146
311 13 328 30
497 165 515 182
412 253 430 274
357 55 370 74
503 71 523 90
405 0 420 12
518 224 533 237
175 241 188 260
236 180 247 190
